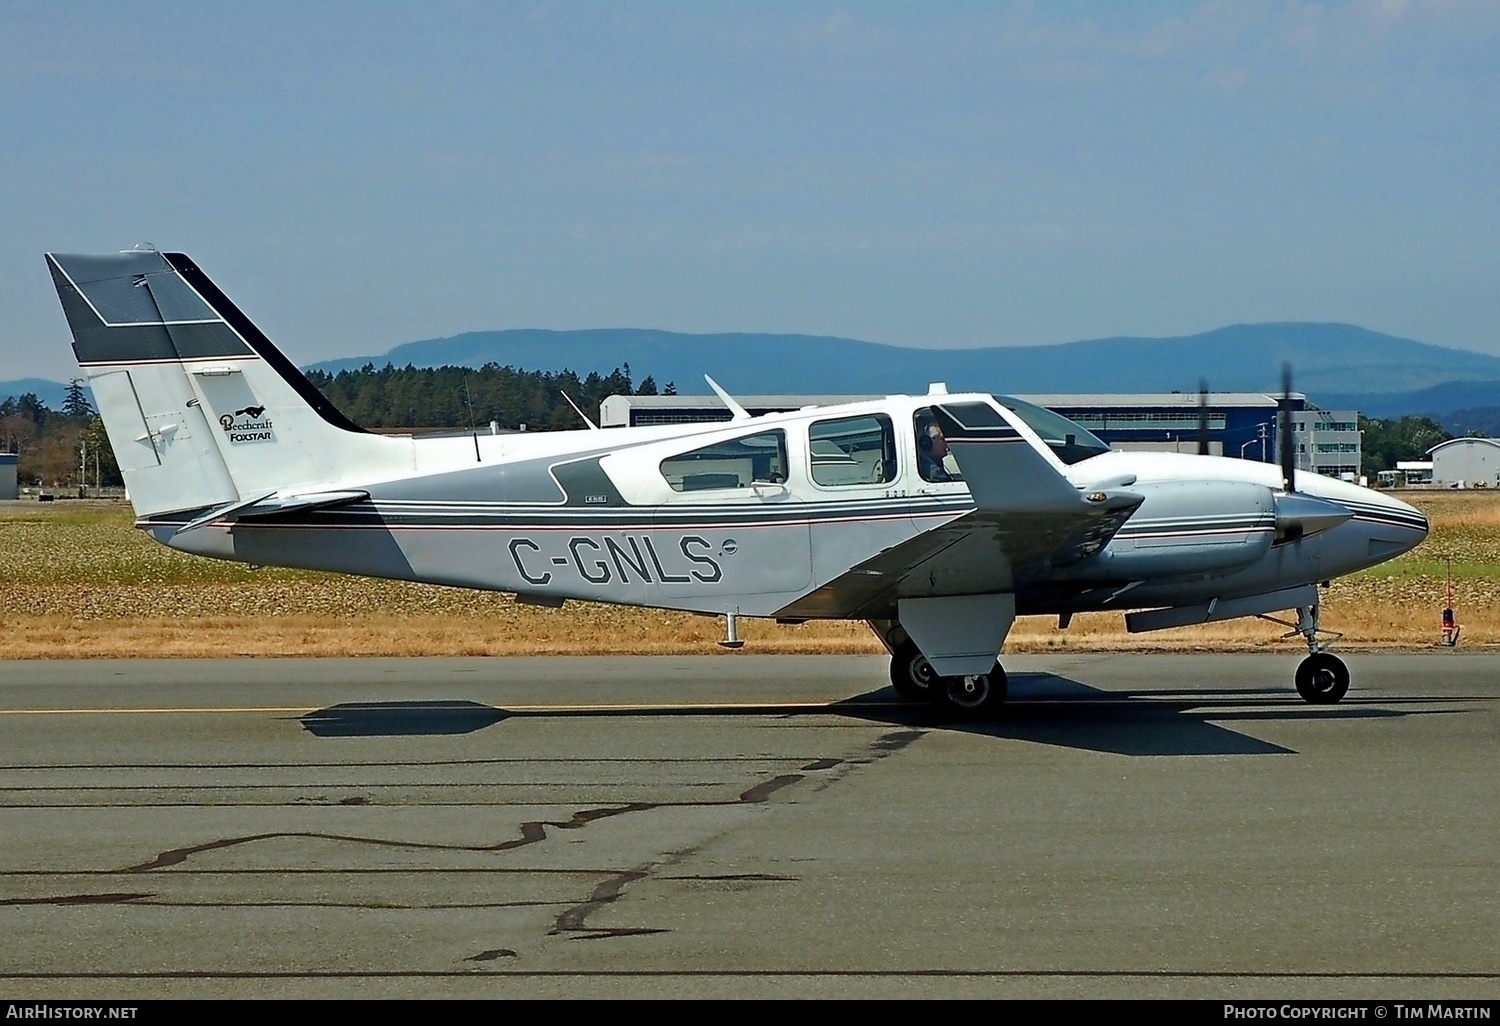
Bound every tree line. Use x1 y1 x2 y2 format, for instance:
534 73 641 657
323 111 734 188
1 381 119 491
301 362 673 431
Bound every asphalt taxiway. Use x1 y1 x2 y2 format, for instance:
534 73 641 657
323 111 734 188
0 653 1496 999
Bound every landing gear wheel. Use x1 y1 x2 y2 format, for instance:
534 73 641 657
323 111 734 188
932 662 1008 719
1295 652 1349 704
890 640 939 702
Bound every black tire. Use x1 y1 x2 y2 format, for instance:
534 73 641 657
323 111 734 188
932 662 1008 719
1295 652 1350 704
890 640 940 702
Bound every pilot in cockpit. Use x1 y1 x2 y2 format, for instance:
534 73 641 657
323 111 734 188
918 421 952 482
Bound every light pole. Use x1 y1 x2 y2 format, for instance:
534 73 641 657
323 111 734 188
1243 423 1268 461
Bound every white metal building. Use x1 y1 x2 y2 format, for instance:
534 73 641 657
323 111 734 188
1429 438 1500 488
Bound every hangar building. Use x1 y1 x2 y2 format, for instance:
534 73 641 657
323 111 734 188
1428 438 1500 488
601 392 1361 477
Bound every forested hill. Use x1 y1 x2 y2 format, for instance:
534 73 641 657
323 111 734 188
302 362 657 431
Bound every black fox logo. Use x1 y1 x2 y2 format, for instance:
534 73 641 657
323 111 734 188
220 406 269 431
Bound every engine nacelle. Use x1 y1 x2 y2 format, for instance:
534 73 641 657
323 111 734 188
1093 479 1276 580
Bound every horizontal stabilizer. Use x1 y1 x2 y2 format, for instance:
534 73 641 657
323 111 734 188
236 489 371 518
173 489 369 535
1125 584 1318 633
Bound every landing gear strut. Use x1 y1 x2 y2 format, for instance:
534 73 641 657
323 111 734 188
889 640 1007 718
1264 602 1349 704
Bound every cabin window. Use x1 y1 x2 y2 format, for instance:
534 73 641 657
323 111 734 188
660 430 788 492
809 415 896 487
914 409 964 482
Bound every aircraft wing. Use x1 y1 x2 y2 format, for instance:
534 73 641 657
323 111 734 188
778 402 1142 619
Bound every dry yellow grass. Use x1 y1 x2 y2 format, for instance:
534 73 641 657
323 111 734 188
1 491 1494 658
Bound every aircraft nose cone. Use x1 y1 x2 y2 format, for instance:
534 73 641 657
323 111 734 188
1352 489 1430 559
1384 494 1430 546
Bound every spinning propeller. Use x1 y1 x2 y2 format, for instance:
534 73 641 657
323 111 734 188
1269 361 1351 542
1278 362 1296 493
1197 379 1211 456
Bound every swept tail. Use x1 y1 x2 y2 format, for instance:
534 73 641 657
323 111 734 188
46 248 407 518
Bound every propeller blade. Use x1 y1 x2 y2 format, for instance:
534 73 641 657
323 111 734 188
1278 362 1296 492
1197 379 1210 456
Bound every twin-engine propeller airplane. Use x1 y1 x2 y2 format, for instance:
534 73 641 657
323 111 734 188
46 248 1429 716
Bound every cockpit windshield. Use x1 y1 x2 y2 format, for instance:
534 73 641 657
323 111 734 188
993 396 1111 466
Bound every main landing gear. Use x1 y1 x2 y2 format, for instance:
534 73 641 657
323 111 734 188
889 640 1007 718
1264 602 1349 704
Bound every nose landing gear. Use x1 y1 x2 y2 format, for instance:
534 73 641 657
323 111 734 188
1295 651 1350 704
1263 602 1349 704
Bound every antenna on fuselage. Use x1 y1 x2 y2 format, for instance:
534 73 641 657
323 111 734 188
704 375 750 421
560 391 599 430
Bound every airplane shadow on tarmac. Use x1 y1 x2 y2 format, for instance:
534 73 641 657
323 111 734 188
296 672 1453 757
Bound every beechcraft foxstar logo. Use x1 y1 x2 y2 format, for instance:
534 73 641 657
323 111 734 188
219 405 273 442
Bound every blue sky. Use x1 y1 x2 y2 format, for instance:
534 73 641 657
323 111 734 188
3 1 1497 382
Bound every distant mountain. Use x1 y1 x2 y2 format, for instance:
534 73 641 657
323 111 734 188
13 323 1499 419
1318 380 1500 419
0 378 71 410
306 323 1500 399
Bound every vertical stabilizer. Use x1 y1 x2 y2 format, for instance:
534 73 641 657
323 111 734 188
46 249 411 518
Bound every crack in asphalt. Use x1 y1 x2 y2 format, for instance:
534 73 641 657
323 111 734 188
120 803 657 873
67 725 927 968
510 729 924 953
